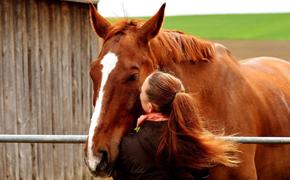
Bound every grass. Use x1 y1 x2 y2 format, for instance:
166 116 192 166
109 13 290 40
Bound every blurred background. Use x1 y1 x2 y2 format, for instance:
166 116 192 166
100 0 290 60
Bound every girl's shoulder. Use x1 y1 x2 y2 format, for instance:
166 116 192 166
116 121 170 179
137 121 167 134
122 121 167 148
120 121 167 160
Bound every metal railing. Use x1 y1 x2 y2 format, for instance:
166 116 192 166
0 135 86 144
1 135 290 144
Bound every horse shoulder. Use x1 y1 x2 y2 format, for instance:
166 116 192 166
239 57 290 135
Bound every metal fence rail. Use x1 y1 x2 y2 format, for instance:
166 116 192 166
0 135 86 143
1 135 290 144
221 136 290 144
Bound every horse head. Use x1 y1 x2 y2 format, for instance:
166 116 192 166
84 3 166 177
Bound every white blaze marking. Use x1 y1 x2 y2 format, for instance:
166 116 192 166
87 52 118 171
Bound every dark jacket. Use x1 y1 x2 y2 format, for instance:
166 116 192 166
113 121 209 180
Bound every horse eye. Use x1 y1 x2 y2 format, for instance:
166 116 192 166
126 73 139 82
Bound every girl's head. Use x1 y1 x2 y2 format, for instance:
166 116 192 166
140 71 185 114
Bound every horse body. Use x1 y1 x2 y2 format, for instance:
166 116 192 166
195 53 290 179
239 57 290 179
150 32 290 179
84 3 290 179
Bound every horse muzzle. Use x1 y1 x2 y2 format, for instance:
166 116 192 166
84 150 114 177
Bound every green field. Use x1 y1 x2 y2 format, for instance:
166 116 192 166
110 13 290 40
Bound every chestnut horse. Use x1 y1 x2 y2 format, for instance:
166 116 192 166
84 3 290 179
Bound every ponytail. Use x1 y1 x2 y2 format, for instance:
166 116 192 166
157 92 240 170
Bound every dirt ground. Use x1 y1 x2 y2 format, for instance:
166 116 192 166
215 40 290 61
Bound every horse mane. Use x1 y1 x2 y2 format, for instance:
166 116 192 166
105 19 216 64
151 30 215 64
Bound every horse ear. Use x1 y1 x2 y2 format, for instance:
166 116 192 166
139 3 166 42
89 3 111 39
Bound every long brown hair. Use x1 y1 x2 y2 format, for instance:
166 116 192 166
145 71 240 177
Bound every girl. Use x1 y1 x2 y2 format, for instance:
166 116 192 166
113 71 240 179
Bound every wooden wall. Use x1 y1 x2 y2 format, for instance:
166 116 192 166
0 0 100 179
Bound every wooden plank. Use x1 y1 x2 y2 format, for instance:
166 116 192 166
71 4 84 179
36 0 44 178
14 1 36 178
14 0 33 179
81 5 90 179
59 2 74 179
0 1 6 179
2 1 20 179
20 0 33 178
26 0 41 179
49 2 65 179
38 0 55 178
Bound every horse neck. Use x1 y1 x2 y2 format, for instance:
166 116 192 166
149 33 247 108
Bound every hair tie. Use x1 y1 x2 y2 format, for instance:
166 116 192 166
174 89 185 97
173 85 185 99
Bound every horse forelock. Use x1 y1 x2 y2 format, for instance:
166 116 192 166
105 19 144 41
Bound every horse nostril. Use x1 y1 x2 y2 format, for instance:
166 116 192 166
98 150 109 170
